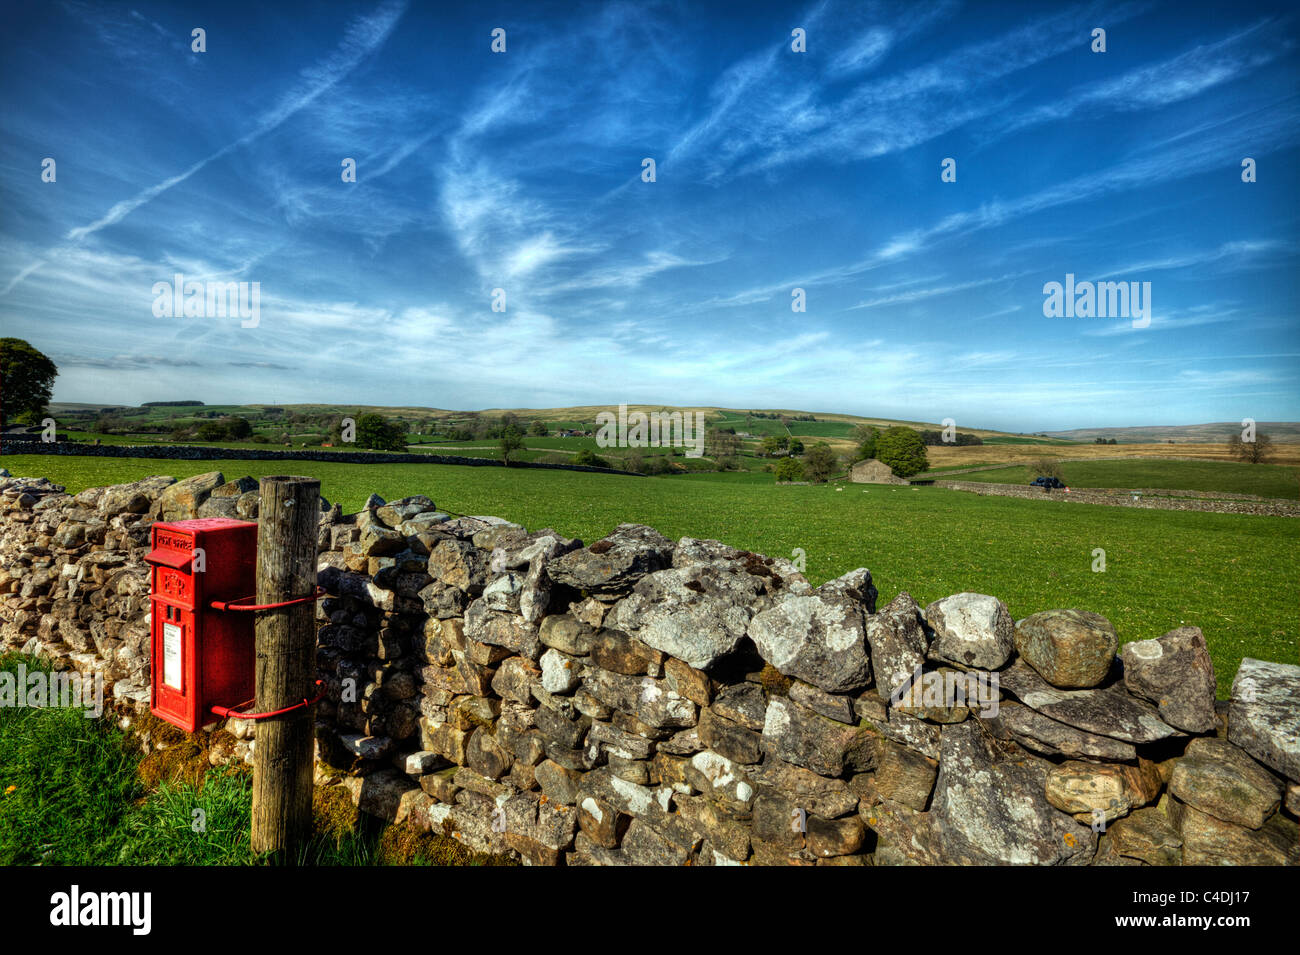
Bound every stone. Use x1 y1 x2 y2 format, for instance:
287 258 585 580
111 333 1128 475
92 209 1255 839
983 700 1138 761
788 681 856 724
1168 737 1282 829
806 814 866 858
538 614 597 656
675 794 751 860
1045 760 1159 823
534 759 583 805
924 592 1015 670
589 628 663 677
464 600 541 660
931 722 1095 864
874 738 939 811
578 795 622 848
607 563 765 670
698 707 763 764
1120 626 1217 732
1228 658 1300 782
761 696 879 778
1170 798 1299 866
1014 608 1118 689
1104 807 1183 865
745 759 858 818
466 726 513 780
748 581 872 693
428 540 490 595
999 661 1182 744
159 471 224 521
868 591 930 702
710 683 767 730
663 657 712 706
539 648 581 694
547 524 674 595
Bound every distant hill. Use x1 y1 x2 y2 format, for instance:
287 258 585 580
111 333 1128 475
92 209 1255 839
1042 422 1300 444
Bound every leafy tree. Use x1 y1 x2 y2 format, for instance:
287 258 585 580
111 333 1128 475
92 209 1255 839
529 419 548 436
803 442 839 483
852 426 880 462
874 427 929 477
500 425 525 465
355 413 406 451
1034 459 1066 481
1228 432 1274 464
196 421 228 442
224 416 252 439
788 437 804 456
774 456 805 482
0 338 58 427
708 429 741 459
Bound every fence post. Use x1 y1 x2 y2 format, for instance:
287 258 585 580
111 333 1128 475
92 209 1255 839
250 475 320 859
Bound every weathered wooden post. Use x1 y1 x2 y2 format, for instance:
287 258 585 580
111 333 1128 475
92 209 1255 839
251 475 320 858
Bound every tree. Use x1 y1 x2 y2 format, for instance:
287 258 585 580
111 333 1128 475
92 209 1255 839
1034 459 1067 481
852 425 880 462
803 442 839 483
774 456 805 482
707 429 741 459
573 448 611 468
788 437 804 455
0 338 58 427
500 425 525 465
1228 432 1274 464
529 419 548 436
355 413 406 451
224 416 253 439
874 427 929 477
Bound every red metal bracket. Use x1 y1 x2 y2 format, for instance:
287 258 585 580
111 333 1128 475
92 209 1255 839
210 586 326 612
209 680 326 721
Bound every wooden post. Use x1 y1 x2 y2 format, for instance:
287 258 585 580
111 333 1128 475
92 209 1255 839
251 475 320 859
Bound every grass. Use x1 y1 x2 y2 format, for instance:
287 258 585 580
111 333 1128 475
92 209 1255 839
3 453 1295 694
0 653 508 866
947 459 1300 500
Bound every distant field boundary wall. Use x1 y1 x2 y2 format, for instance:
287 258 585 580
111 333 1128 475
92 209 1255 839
0 438 641 477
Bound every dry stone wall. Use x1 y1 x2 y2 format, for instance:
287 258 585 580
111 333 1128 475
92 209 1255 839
2 469 1297 866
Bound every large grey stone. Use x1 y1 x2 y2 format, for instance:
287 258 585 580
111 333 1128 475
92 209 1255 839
1168 737 1282 829
748 580 872 693
924 593 1014 670
999 661 1182 744
547 524 674 596
607 563 764 670
1228 658 1300 782
1014 608 1117 689
931 722 1095 864
867 591 929 702
1120 626 1217 733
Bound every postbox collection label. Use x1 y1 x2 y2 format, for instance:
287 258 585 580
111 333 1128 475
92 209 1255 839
162 622 183 689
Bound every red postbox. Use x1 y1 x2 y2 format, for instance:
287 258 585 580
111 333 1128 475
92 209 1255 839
148 518 258 732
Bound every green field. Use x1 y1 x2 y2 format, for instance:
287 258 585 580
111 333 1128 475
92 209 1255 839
951 459 1300 500
4 453 1295 693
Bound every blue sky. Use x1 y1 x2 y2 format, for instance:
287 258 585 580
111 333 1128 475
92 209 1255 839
1 0 1297 432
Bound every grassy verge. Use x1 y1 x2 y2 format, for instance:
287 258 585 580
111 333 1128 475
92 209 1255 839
0 654 508 866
